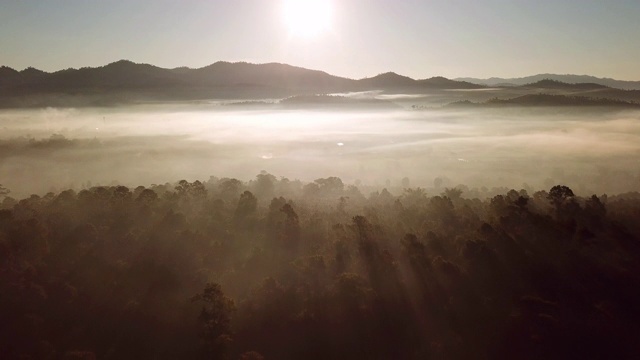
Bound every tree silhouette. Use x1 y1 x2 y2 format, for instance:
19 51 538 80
547 185 576 218
280 203 300 252
234 191 257 225
192 283 236 359
548 185 574 205
314 177 344 197
136 188 158 203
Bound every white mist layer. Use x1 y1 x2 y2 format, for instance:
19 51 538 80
0 105 639 197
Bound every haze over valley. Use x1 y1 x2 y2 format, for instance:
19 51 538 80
1 101 640 198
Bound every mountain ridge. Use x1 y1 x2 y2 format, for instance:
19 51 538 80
456 74 640 90
0 60 491 107
2 60 639 107
0 60 484 91
447 93 640 108
4 61 639 90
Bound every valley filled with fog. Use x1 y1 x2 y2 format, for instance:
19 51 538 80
1 105 639 197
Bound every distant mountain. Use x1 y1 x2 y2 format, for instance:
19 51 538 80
0 60 354 98
4 60 637 108
189 61 354 90
1 60 184 96
0 66 20 87
515 79 640 103
357 72 416 88
520 79 609 91
447 94 640 108
416 76 485 89
456 74 640 90
0 60 486 107
356 72 485 90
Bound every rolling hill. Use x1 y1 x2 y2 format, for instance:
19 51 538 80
0 60 483 107
519 79 609 91
456 74 640 90
2 60 639 108
447 93 640 108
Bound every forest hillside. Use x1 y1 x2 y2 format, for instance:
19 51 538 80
1 175 640 359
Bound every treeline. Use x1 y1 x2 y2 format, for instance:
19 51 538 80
444 94 640 108
1 175 640 359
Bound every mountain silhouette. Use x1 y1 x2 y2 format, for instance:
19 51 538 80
416 76 484 89
0 66 20 87
456 74 640 90
520 79 609 90
514 79 640 103
0 60 486 105
448 94 640 108
357 72 417 88
189 61 354 90
357 72 485 90
3 60 637 107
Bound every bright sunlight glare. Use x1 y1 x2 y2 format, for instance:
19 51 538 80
282 0 333 38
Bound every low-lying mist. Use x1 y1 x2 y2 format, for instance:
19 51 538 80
1 105 639 198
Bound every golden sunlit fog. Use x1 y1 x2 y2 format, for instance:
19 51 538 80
1 105 639 198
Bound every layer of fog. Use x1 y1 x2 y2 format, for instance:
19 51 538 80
1 105 639 198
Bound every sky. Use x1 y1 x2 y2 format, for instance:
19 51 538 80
1 0 640 80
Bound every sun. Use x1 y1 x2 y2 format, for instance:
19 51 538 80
282 0 333 38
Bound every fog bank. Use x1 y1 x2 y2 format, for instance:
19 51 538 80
1 105 639 197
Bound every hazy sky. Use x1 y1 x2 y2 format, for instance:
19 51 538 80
1 0 639 80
